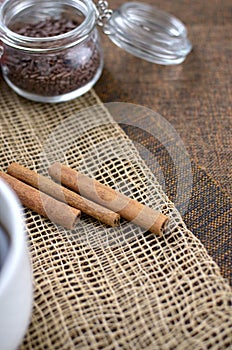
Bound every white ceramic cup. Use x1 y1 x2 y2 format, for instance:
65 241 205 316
0 179 33 350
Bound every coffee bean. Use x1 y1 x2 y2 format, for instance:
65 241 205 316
2 17 101 98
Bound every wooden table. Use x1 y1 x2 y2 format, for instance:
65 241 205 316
95 0 232 196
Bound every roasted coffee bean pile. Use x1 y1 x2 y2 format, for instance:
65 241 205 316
3 17 101 97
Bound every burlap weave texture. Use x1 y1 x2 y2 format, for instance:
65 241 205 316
0 79 231 349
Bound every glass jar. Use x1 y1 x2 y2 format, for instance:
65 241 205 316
0 0 103 102
0 0 192 103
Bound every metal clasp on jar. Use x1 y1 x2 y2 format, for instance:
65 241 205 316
96 0 113 34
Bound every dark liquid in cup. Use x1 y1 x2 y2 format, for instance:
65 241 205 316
0 224 10 271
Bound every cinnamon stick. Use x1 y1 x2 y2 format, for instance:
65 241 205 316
7 162 120 227
49 163 169 236
0 171 80 230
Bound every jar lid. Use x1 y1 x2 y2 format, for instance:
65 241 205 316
103 2 192 65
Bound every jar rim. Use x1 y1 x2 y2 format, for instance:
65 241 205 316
0 0 97 51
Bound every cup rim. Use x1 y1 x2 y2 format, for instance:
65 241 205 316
0 179 26 295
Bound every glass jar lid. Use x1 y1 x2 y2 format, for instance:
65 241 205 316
98 1 192 65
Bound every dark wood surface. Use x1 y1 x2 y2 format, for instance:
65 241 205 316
95 0 232 196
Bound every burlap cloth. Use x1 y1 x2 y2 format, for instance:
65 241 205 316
0 77 231 349
95 0 232 198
